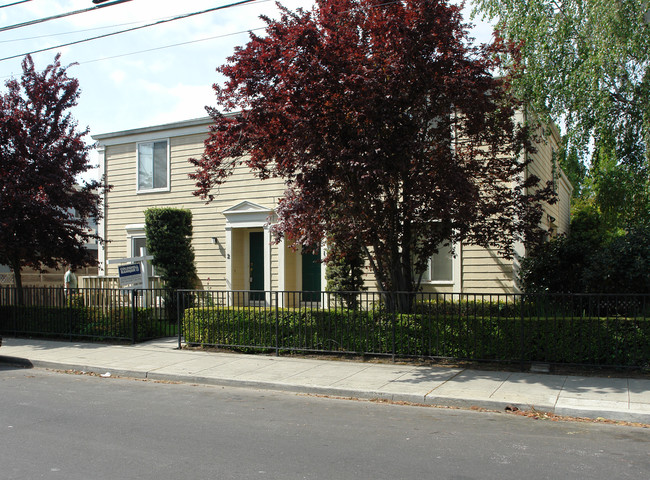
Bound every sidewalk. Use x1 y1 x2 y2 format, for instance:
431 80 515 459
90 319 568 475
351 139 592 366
1 337 649 424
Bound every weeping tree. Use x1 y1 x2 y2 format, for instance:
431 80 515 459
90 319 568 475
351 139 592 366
473 0 650 230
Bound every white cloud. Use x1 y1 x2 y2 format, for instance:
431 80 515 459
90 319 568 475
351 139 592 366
110 69 126 85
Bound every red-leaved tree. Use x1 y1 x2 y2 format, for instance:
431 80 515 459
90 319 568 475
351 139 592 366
0 54 107 304
190 0 555 308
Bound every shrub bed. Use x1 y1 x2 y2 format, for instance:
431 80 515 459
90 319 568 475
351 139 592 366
182 306 650 367
0 305 172 341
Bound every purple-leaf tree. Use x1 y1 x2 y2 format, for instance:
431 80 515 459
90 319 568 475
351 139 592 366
0 54 108 304
190 0 555 310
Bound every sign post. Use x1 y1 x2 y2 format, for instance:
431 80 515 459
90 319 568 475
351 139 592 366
108 248 154 307
108 249 154 289
117 263 143 288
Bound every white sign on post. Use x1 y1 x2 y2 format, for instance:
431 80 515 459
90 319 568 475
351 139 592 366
108 248 154 291
118 263 143 288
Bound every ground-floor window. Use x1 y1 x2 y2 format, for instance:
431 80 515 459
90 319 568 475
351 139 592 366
421 242 454 284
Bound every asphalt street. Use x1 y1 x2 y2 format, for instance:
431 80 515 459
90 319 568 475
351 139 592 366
1 366 649 480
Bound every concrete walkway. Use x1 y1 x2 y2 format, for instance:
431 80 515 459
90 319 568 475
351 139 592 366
1 337 649 424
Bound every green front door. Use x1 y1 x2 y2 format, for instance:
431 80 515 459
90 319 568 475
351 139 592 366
249 232 264 301
301 248 321 302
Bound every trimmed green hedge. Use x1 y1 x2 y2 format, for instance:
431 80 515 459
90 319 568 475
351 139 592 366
0 305 174 341
182 306 650 367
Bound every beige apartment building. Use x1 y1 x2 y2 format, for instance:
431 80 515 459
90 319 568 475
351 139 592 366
92 114 572 300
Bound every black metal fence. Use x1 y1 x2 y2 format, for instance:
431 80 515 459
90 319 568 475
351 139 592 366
179 290 650 369
0 286 176 343
2 286 649 368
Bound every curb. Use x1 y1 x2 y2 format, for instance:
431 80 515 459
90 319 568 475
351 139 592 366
3 355 648 424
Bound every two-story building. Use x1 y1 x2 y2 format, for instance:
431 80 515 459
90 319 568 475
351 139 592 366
92 114 572 299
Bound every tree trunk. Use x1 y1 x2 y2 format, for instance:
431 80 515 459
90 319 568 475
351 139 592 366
367 242 418 314
10 259 24 306
384 255 417 314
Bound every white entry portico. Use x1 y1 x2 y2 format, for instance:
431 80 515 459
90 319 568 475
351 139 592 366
222 201 274 302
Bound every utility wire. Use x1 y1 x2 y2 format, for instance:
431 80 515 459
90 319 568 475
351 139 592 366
0 0 134 33
1 0 274 44
0 0 260 62
0 0 399 67
0 0 33 9
80 27 261 65
0 17 174 44
0 26 261 79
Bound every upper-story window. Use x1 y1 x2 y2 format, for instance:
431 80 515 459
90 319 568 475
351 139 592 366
137 140 169 192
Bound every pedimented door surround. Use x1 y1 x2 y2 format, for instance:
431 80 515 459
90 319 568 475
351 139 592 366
222 201 274 303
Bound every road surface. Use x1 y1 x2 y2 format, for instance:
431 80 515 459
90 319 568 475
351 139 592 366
1 365 648 479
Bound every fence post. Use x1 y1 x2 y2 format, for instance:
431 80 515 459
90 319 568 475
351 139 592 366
131 289 138 344
520 293 525 371
274 291 279 357
177 290 182 350
67 287 73 341
13 286 18 335
10 287 17 335
391 292 397 363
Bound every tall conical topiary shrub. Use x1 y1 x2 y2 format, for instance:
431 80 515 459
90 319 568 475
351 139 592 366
145 208 197 316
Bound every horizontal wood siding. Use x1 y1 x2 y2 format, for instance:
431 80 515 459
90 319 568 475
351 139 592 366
557 176 572 234
101 114 570 296
525 121 572 236
461 244 514 294
103 124 287 290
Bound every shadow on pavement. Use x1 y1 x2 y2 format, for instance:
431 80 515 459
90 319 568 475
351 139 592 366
0 356 34 370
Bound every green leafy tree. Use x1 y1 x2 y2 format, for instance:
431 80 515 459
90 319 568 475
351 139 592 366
325 238 366 309
473 0 650 228
144 208 197 291
473 0 650 154
520 205 607 293
588 134 650 230
521 205 650 294
582 223 650 294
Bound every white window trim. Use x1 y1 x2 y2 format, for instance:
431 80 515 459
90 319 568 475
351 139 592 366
136 138 171 194
125 224 154 277
421 241 461 289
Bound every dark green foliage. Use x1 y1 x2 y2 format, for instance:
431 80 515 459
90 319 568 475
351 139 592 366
519 205 646 293
582 225 650 294
325 239 366 309
0 305 174 341
520 237 584 294
182 300 650 367
521 206 650 294
144 208 197 291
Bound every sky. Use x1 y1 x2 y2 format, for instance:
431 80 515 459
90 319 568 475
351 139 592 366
0 0 494 179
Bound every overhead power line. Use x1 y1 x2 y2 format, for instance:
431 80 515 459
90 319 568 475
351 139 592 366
0 0 33 9
0 25 259 80
0 19 151 44
80 27 261 65
0 0 261 62
0 0 134 33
